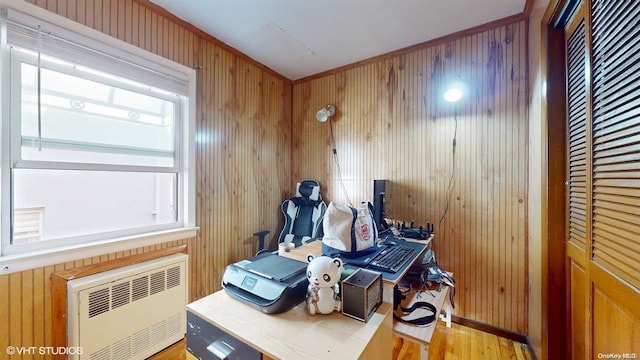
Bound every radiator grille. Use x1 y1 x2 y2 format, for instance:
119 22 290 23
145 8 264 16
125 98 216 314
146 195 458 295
88 288 110 318
89 347 109 360
167 313 182 337
112 337 131 360
149 321 166 347
68 253 188 360
85 265 183 319
167 266 181 288
111 283 130 309
131 276 148 302
131 329 149 356
150 271 165 295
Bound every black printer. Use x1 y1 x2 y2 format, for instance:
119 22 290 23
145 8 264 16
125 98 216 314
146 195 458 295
221 253 308 314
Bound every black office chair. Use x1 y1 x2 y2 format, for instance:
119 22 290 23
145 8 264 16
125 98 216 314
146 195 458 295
254 180 327 253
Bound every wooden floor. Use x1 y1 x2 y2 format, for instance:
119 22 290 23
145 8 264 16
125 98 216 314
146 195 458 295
394 321 535 360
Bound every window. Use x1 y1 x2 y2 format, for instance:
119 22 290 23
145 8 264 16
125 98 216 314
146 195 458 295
1 4 195 259
15 59 177 168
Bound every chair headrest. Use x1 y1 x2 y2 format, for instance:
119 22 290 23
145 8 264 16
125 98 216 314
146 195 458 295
296 180 321 201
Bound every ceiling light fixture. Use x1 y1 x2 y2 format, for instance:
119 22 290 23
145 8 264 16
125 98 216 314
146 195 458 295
316 104 336 122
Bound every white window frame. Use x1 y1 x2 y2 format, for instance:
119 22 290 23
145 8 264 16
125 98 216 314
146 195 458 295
0 0 197 274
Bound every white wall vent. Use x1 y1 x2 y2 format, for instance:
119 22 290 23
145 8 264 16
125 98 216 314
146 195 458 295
67 253 188 360
13 207 44 243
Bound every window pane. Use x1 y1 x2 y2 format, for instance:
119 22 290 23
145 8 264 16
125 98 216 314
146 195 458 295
20 63 176 167
12 169 177 243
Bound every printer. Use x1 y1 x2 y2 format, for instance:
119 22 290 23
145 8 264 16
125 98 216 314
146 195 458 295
222 253 308 314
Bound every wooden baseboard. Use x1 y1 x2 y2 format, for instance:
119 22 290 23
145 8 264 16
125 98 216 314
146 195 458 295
451 315 538 359
451 315 531 346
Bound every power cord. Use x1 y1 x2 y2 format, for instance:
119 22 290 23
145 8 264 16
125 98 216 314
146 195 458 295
437 111 458 233
328 118 354 207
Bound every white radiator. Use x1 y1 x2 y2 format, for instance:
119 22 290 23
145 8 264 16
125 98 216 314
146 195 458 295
67 253 188 360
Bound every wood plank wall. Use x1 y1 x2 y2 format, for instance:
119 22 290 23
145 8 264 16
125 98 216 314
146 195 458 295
0 0 531 352
195 41 292 299
292 20 529 333
0 1 292 358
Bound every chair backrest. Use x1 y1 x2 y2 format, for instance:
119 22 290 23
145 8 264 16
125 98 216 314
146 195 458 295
279 180 327 247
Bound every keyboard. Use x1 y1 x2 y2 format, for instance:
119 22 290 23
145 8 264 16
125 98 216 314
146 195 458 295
367 244 418 273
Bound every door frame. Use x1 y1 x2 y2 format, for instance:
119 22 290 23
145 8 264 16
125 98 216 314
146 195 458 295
541 0 576 358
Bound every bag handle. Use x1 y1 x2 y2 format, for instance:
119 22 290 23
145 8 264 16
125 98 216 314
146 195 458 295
393 301 438 326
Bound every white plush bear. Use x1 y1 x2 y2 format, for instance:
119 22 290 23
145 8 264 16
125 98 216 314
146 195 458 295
305 254 343 315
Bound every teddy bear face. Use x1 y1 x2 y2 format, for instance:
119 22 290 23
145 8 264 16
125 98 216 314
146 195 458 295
306 254 342 288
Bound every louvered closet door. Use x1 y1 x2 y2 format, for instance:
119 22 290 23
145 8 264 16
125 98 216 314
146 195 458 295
589 0 640 354
591 0 640 289
564 1 640 358
565 6 589 359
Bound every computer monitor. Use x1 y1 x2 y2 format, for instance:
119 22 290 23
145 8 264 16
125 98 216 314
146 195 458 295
373 180 387 230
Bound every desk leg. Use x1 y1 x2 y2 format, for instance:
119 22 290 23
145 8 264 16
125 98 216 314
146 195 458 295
438 292 452 328
420 344 429 360
444 302 452 328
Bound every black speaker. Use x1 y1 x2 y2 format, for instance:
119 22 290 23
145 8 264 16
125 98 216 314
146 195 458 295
341 268 382 322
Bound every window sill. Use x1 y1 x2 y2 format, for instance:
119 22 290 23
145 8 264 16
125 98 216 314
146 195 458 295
0 227 198 275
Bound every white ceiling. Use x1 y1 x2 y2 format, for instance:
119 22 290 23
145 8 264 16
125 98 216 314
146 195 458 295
151 0 527 80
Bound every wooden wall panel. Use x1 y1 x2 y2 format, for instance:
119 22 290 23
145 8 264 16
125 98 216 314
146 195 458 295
195 42 291 300
292 21 528 333
1 0 292 358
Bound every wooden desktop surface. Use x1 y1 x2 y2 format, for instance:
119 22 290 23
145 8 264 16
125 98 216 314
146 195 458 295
187 290 392 360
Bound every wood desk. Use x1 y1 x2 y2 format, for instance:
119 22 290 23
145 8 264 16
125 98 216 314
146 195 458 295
187 290 393 360
280 239 430 304
281 239 451 360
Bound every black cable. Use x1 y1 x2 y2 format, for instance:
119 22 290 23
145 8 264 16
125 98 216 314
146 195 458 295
437 111 458 233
